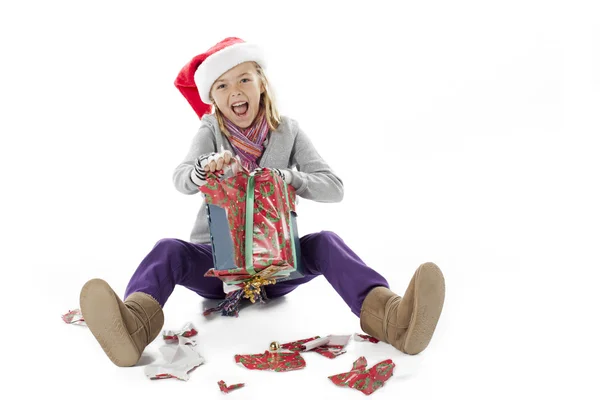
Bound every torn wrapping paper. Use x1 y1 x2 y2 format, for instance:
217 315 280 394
328 356 395 395
162 322 198 345
200 165 301 282
281 335 351 359
299 336 330 350
234 351 306 372
280 337 317 351
62 309 85 324
218 380 245 394
354 333 380 343
200 163 305 317
144 336 205 381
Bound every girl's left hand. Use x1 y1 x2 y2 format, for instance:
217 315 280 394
254 168 291 184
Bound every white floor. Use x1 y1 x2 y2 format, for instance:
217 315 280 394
2 1 599 399
13 229 600 399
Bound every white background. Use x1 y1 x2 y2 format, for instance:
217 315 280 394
1 0 599 399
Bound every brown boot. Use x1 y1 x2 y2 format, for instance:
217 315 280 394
79 278 164 367
360 262 445 355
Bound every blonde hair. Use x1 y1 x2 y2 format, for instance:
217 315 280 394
211 62 280 136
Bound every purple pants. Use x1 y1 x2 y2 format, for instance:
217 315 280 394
124 231 388 317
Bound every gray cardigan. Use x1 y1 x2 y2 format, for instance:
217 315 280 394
173 114 344 244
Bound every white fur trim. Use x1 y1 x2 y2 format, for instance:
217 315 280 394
195 42 266 104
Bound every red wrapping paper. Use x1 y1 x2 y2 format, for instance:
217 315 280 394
200 167 297 284
281 336 348 359
280 336 319 352
355 333 380 343
162 322 198 344
218 380 245 393
234 351 306 372
328 356 395 395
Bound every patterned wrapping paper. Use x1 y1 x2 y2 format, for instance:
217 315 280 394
61 309 85 324
162 322 198 345
201 171 248 277
251 171 297 270
234 350 306 372
354 333 381 343
200 166 299 285
218 380 245 394
280 335 351 359
328 356 395 395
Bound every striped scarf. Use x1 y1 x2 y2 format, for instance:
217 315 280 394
223 109 269 170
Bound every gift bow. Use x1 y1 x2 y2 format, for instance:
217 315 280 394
241 264 289 303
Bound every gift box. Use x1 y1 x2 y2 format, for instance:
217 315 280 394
199 163 304 288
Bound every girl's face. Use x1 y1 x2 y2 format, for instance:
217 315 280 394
210 62 264 128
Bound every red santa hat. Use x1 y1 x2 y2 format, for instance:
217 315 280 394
174 37 266 119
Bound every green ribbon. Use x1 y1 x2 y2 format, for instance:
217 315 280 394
244 172 257 275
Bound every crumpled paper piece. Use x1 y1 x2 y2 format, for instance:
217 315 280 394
144 336 205 381
354 333 380 343
234 350 305 372
218 380 245 394
62 309 85 324
162 322 198 345
328 356 395 395
281 335 351 359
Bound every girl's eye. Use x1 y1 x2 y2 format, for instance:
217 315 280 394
217 84 226 90
241 78 250 83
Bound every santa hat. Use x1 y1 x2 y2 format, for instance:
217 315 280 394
174 37 266 119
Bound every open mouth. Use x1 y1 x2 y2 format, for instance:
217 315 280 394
231 101 249 117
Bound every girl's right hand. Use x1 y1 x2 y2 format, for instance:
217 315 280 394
192 150 234 184
204 150 234 173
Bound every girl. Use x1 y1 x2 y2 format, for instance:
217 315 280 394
79 37 446 367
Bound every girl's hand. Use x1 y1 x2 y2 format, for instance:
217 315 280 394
273 168 292 184
192 150 234 184
204 150 233 173
253 167 292 184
